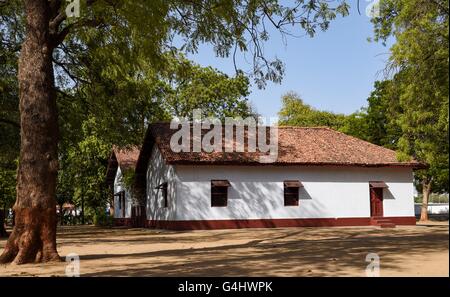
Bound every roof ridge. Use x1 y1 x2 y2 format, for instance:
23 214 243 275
150 122 332 129
276 125 331 129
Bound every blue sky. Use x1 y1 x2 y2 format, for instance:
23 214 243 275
186 2 393 118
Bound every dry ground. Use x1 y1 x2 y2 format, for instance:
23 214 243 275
0 222 448 277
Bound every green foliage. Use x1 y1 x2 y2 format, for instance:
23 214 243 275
415 193 449 204
49 0 350 97
344 79 403 149
363 80 398 148
278 92 347 129
338 111 370 141
0 3 21 209
93 211 114 227
276 80 404 150
0 166 16 209
277 91 378 144
58 118 111 213
162 55 252 119
372 0 449 193
121 169 136 191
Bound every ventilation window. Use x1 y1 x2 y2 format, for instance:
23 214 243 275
211 180 230 207
155 182 169 208
284 180 302 206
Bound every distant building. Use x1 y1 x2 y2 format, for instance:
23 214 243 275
106 147 140 226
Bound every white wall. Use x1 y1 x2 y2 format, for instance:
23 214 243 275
414 203 449 215
172 165 414 221
113 167 132 218
146 146 177 221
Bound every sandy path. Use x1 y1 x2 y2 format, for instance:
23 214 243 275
0 222 448 277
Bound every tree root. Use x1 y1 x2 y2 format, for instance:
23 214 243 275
0 208 61 265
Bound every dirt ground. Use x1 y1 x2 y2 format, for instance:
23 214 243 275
0 221 448 277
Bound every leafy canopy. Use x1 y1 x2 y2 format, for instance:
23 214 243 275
372 0 449 191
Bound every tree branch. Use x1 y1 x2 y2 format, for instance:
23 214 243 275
52 58 90 85
51 18 104 48
49 0 63 17
49 0 103 47
49 11 67 35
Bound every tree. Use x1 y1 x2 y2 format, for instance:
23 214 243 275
0 0 349 264
57 118 110 224
278 92 347 129
340 79 402 149
277 90 389 143
362 80 401 148
162 55 252 119
373 0 449 221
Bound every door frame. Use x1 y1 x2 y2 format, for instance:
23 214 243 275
369 187 384 217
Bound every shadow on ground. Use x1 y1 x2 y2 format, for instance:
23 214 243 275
1 224 448 276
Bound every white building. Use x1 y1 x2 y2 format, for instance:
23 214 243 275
106 147 140 226
112 123 424 229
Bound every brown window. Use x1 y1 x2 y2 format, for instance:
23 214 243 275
162 182 168 208
117 191 125 217
211 180 230 207
284 180 302 206
117 196 121 210
155 182 169 208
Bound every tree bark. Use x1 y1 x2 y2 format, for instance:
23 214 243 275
0 0 60 264
420 179 432 222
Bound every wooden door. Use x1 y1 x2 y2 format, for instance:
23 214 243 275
120 192 126 218
131 205 146 228
370 188 384 217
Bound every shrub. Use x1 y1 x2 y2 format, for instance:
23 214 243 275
93 210 113 227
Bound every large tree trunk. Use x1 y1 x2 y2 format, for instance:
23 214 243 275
0 0 60 264
419 179 432 222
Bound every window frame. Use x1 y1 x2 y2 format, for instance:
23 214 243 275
211 180 230 207
283 180 301 207
119 191 126 217
155 182 169 208
161 182 168 208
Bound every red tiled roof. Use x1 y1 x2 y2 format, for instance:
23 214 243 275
144 123 424 168
113 146 140 170
106 146 140 184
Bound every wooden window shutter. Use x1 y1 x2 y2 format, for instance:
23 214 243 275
211 180 230 207
121 192 126 217
162 182 168 208
284 180 301 206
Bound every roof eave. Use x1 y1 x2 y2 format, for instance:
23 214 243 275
166 160 427 168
